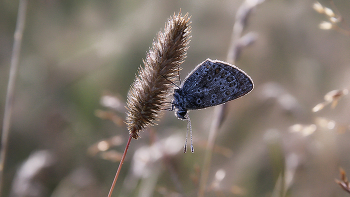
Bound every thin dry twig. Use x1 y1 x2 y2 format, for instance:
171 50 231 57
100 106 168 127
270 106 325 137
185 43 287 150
0 0 28 194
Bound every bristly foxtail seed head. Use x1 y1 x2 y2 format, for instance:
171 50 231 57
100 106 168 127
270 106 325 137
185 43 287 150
126 12 191 139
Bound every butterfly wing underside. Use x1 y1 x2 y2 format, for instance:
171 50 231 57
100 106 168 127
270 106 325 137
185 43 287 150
180 59 253 110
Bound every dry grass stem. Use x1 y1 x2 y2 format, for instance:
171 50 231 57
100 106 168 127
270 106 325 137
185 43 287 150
198 0 262 196
107 135 132 197
126 12 191 139
0 0 28 194
227 0 264 63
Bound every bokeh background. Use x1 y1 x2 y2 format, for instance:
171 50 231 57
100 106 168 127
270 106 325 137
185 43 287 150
1 0 350 196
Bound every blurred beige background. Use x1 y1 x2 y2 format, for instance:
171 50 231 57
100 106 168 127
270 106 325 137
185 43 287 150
1 0 350 196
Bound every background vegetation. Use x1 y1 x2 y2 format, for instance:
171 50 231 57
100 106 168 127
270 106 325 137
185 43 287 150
1 0 350 196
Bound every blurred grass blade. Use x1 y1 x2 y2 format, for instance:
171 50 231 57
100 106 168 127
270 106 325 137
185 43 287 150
0 0 28 194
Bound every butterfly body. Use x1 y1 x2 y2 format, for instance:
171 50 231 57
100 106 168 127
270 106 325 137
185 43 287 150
173 59 254 119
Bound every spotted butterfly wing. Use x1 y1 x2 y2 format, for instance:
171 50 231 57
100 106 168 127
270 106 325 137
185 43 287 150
172 59 254 153
173 59 253 119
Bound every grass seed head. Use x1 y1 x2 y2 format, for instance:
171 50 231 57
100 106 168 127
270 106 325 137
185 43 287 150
126 12 191 139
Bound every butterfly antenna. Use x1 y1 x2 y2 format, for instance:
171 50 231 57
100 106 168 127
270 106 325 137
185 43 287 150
161 75 180 88
184 118 188 153
185 114 194 153
178 69 181 86
161 102 174 111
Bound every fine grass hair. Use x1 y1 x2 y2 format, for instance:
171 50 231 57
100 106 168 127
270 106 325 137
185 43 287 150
126 12 191 139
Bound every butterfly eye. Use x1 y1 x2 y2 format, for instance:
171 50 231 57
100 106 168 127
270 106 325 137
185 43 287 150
177 111 187 119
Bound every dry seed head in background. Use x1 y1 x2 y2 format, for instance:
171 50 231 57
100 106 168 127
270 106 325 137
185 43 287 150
312 88 348 112
126 12 191 139
336 168 350 194
313 1 347 33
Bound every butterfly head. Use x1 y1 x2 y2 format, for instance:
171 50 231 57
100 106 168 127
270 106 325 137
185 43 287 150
176 109 187 120
172 88 188 120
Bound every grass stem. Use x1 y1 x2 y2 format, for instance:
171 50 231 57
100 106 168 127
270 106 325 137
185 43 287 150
0 0 28 194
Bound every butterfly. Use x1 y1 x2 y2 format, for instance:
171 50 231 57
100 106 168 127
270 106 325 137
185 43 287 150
172 59 254 152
